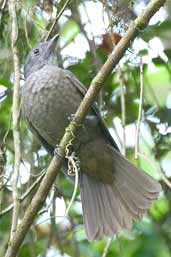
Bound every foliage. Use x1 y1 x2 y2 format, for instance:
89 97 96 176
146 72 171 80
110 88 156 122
0 0 171 257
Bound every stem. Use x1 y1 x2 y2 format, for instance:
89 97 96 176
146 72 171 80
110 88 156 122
119 67 126 156
8 0 21 240
135 56 143 159
45 0 71 41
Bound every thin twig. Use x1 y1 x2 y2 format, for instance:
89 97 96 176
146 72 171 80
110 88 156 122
45 0 71 41
3 111 12 144
102 238 112 257
100 5 117 255
0 170 45 217
24 8 32 49
36 160 79 225
138 152 171 190
41 191 55 257
116 235 126 257
8 0 21 240
135 56 143 159
119 67 126 156
112 120 123 148
0 0 7 10
104 0 126 156
0 0 7 26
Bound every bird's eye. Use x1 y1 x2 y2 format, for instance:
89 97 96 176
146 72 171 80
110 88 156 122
33 48 39 55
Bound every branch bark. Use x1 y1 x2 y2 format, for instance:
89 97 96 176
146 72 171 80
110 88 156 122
45 0 71 41
8 0 21 241
5 0 166 256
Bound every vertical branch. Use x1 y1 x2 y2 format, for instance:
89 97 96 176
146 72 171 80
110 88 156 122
119 68 126 156
135 56 144 159
24 8 32 49
103 0 126 152
8 0 21 240
0 0 7 26
102 238 112 257
102 3 122 254
103 0 127 156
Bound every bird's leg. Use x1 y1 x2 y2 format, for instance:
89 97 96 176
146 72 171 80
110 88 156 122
54 130 80 176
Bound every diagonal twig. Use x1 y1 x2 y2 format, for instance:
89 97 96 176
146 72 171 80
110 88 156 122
45 0 71 41
0 170 45 217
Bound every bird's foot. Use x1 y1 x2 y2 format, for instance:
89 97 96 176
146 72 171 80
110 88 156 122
54 144 65 159
68 114 75 121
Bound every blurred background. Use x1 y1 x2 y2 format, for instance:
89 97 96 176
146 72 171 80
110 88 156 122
0 0 171 256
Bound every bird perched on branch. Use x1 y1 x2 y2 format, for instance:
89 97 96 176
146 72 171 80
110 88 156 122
22 34 161 241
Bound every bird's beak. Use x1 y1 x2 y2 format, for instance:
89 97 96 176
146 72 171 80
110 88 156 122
48 34 59 50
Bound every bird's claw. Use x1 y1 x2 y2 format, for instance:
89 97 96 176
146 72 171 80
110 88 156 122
54 144 65 158
68 114 75 121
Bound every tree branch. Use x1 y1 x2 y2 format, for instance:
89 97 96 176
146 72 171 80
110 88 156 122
45 0 71 41
135 56 144 159
8 0 21 241
5 0 166 256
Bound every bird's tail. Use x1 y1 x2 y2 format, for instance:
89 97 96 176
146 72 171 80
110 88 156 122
80 148 161 241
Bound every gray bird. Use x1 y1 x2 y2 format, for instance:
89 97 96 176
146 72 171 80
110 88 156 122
22 34 161 241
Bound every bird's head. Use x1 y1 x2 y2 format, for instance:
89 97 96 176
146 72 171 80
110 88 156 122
24 34 59 79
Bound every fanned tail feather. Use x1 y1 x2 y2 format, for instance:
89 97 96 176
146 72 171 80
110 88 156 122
80 147 161 241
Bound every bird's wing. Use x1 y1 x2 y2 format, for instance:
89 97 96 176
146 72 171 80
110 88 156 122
27 119 54 155
65 70 120 151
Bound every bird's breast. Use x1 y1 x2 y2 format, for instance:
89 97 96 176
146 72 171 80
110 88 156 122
22 65 83 147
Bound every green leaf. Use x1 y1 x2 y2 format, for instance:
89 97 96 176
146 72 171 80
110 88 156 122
60 19 80 48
